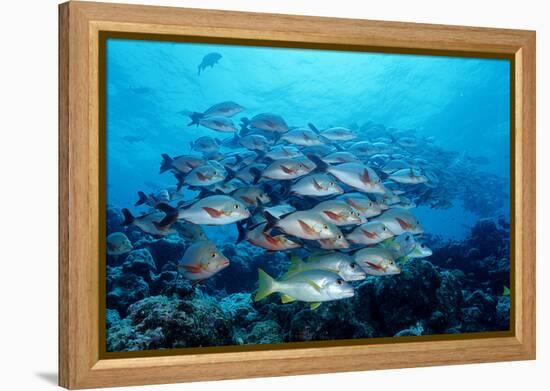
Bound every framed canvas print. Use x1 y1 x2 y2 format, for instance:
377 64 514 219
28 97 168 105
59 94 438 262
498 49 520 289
58 1 536 389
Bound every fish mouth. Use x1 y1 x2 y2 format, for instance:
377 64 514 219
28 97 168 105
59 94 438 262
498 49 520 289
220 259 230 268
340 288 355 298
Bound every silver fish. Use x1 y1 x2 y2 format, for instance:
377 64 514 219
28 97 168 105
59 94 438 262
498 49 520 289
243 113 289 133
199 116 238 133
255 269 354 309
177 240 229 281
106 232 133 256
354 247 401 276
346 221 395 245
291 174 343 197
285 253 364 281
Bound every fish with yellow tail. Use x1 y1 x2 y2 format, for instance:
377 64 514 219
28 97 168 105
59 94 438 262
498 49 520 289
254 268 354 310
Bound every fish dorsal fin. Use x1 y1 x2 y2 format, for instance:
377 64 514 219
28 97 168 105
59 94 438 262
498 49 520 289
281 294 296 303
310 302 322 310
305 278 322 293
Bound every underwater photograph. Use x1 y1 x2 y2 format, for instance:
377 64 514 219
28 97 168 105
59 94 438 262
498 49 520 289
104 38 511 353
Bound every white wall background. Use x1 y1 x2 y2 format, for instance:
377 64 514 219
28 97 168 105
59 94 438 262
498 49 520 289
0 0 546 389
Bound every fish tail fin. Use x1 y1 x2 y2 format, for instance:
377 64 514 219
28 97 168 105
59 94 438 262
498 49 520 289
155 202 179 227
249 167 262 185
187 112 203 127
160 154 173 174
263 210 278 232
134 191 148 206
241 117 250 126
236 222 247 244
306 154 328 172
255 268 277 301
308 123 320 133
225 167 236 182
197 65 202 75
284 254 304 277
121 208 135 226
189 141 194 151
174 172 186 191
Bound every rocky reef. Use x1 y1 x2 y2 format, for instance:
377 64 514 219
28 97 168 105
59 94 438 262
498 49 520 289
105 205 510 352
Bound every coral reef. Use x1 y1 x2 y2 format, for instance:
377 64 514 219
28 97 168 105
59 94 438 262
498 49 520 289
105 205 510 352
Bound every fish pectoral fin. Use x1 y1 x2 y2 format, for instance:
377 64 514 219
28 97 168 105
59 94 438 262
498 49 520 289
305 278 322 293
312 178 324 191
202 206 224 218
298 219 316 236
365 261 384 271
310 302 322 310
240 195 255 205
281 294 296 304
280 165 295 174
181 264 203 273
361 168 371 184
323 210 342 221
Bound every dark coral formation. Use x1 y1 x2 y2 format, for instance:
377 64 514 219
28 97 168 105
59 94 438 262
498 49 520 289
105 205 510 352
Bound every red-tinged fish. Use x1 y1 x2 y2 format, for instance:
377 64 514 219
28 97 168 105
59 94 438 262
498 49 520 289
121 209 177 237
238 134 271 151
198 116 238 133
291 174 343 197
186 101 244 126
371 208 423 235
312 200 362 226
189 136 221 153
237 222 301 251
242 113 289 133
261 158 314 180
265 145 303 160
181 161 226 187
280 128 324 146
231 186 271 207
157 195 250 226
263 210 340 240
340 194 383 219
159 154 205 174
177 240 229 281
321 151 360 164
318 233 350 250
106 232 133 256
389 168 429 184
346 221 394 245
308 123 357 141
354 247 400 276
307 155 386 194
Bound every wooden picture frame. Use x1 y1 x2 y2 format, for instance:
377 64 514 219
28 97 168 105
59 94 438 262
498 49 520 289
59 1 536 389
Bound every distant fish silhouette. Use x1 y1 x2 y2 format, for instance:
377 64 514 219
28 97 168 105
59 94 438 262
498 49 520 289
198 52 222 75
122 135 146 143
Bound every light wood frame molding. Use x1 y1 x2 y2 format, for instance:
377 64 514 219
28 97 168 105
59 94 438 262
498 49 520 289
59 1 536 389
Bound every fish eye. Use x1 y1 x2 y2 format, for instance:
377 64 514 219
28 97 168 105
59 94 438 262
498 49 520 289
329 182 334 186
211 252 216 258
390 260 394 265
234 204 240 209
336 279 343 285
323 224 328 229
350 263 357 269
337 234 342 239
383 227 387 231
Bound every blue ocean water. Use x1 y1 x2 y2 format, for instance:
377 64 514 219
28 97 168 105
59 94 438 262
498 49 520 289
104 38 511 351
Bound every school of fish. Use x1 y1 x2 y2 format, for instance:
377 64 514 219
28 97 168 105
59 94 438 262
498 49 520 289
108 98 465 311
